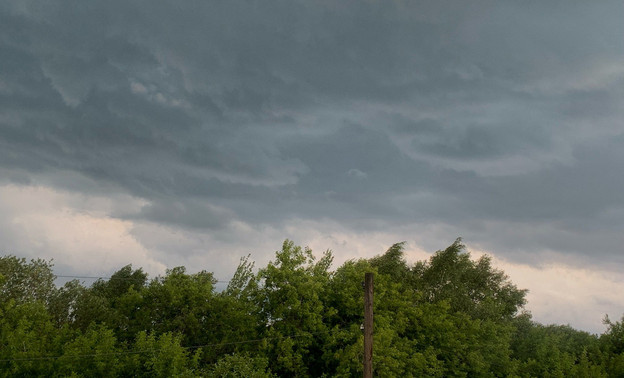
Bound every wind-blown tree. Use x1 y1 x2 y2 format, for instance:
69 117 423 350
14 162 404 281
327 257 445 376
58 265 149 340
367 241 522 376
601 315 624 376
369 242 409 283
0 256 67 376
214 255 263 359
0 298 67 376
0 239 622 376
48 279 84 327
141 266 217 347
0 256 55 305
254 240 334 377
411 238 527 321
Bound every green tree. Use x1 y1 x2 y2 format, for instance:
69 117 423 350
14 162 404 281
511 314 606 377
48 279 85 327
369 242 409 282
326 253 443 376
601 315 624 376
0 256 67 376
209 353 274 377
411 238 527 321
1 238 622 377
255 240 334 377
142 267 216 347
207 255 263 361
0 300 67 377
0 256 55 305
58 324 120 377
122 331 201 377
366 240 521 376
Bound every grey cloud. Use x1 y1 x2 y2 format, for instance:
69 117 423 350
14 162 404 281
558 86 624 121
133 199 233 230
1 0 624 273
347 169 367 180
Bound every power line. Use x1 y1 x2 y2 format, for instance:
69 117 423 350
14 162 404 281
0 327 344 363
56 275 139 280
55 274 231 284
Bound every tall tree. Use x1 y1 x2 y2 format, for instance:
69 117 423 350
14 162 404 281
255 240 334 377
0 256 55 305
411 238 527 321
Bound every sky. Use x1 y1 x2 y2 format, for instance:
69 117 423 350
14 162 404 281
1 1 623 333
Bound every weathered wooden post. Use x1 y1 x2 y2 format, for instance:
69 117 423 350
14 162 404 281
363 272 374 378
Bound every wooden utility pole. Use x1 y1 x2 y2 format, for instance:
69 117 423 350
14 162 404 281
363 272 374 378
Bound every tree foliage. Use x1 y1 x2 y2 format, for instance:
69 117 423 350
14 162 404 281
0 240 620 376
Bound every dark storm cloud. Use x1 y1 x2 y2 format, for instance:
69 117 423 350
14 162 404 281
1 1 623 266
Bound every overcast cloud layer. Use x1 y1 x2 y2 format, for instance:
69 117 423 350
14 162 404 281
1 1 623 332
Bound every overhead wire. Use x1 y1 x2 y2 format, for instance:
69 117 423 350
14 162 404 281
0 327 347 363
55 274 232 284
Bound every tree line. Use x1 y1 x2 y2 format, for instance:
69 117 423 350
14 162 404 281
0 238 623 377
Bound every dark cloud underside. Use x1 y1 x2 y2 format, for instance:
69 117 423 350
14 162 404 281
1 0 623 267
